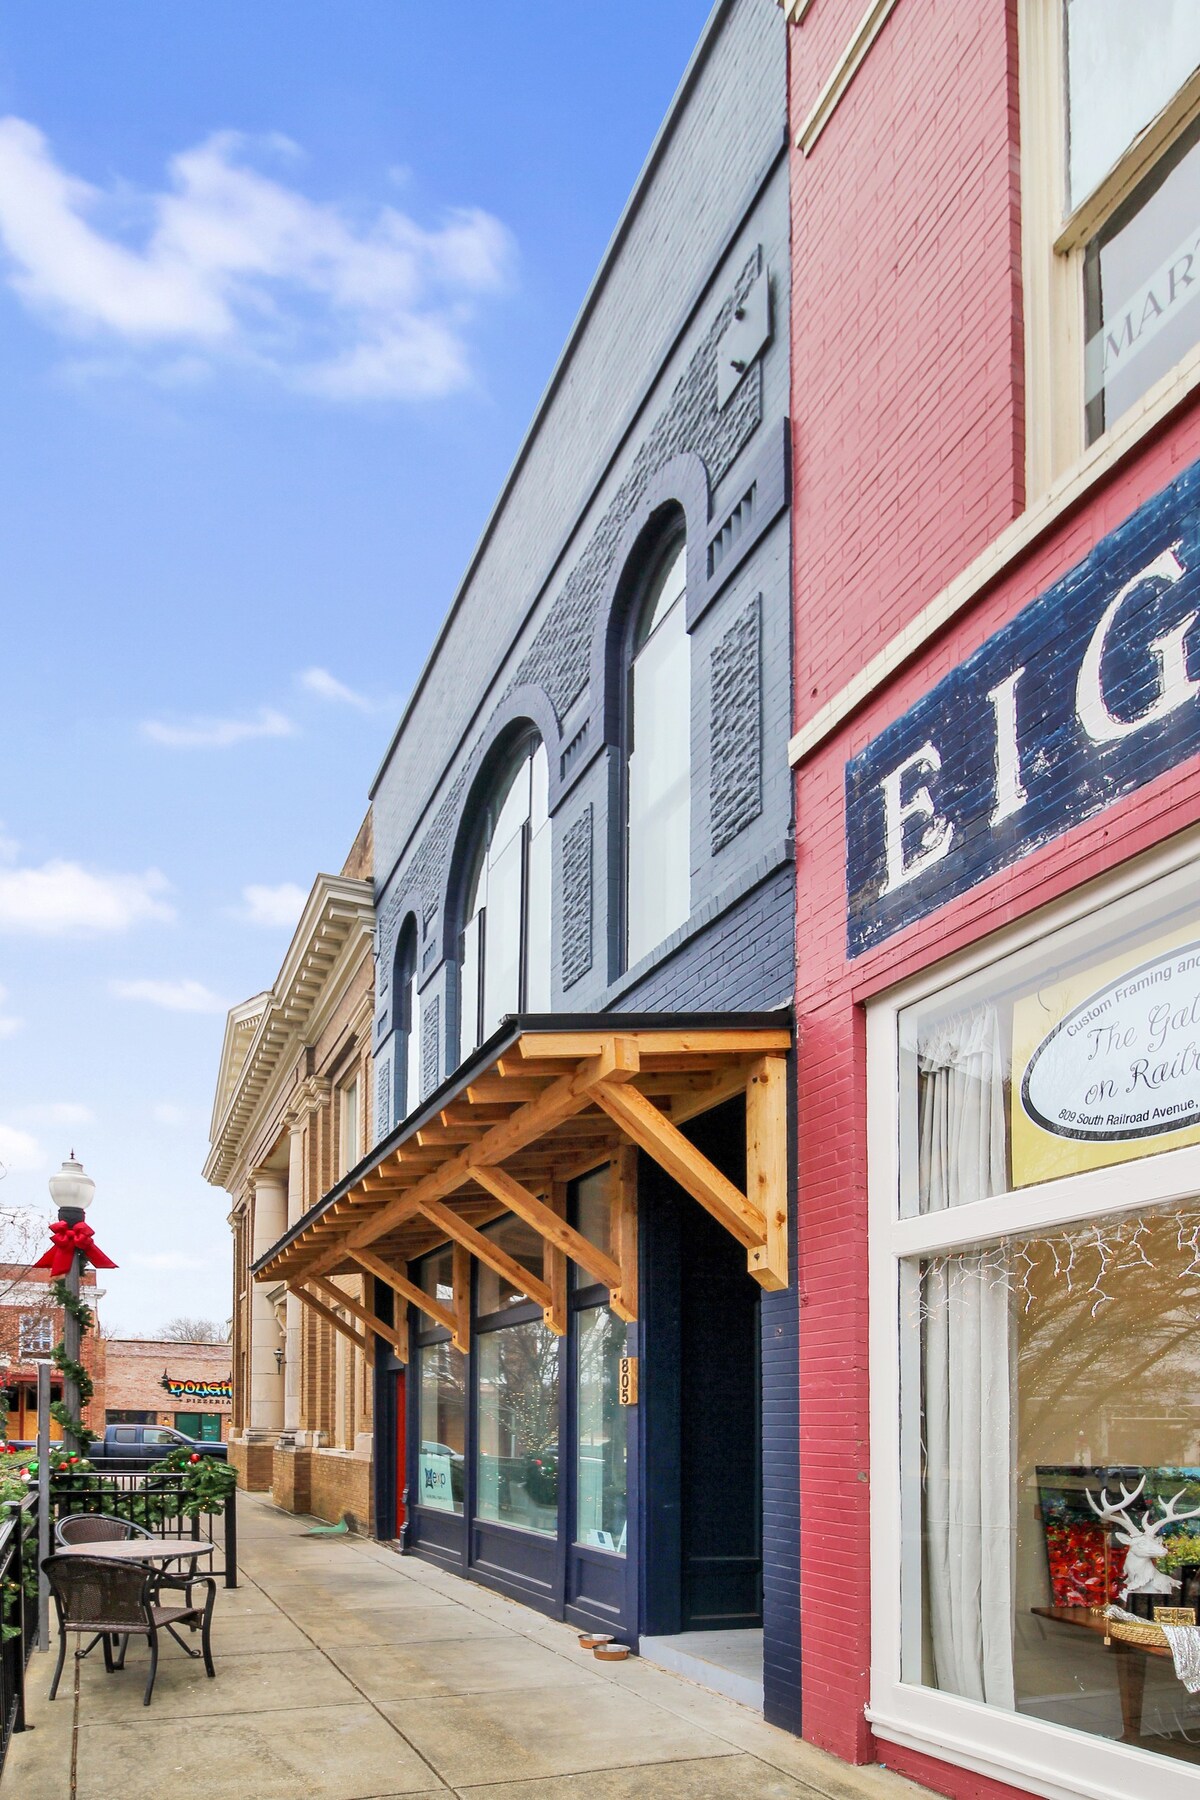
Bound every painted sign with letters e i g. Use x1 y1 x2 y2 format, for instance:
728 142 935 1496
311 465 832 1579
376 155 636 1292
845 460 1200 956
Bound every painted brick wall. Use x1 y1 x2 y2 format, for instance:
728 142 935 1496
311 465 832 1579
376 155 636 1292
789 0 1023 736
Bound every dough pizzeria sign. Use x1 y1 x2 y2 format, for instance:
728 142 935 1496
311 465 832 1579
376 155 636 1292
845 461 1200 955
1021 940 1200 1142
160 1375 232 1405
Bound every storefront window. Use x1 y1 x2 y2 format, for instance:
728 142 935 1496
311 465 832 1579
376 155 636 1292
913 1201 1200 1756
884 856 1200 1777
418 1341 466 1514
575 1305 627 1554
419 1246 454 1306
476 1319 560 1536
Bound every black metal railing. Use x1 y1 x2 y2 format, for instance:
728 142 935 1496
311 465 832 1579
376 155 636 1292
51 1466 238 1589
0 1494 38 1774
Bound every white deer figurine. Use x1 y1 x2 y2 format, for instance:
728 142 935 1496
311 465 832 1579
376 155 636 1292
1085 1476 1200 1598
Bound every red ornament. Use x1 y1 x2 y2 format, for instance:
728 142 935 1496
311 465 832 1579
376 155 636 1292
34 1219 117 1278
189 1454 201 1464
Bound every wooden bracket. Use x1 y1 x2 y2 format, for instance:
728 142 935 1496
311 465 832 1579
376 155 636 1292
348 1246 456 1336
293 1284 375 1366
418 1198 552 1311
308 1274 409 1360
471 1164 622 1293
745 1054 789 1293
592 1079 765 1252
610 1143 639 1323
452 1242 471 1353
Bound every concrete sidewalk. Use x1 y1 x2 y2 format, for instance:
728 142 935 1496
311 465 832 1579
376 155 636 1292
2 1493 930 1800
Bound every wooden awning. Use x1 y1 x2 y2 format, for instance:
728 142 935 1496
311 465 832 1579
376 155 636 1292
255 1014 790 1357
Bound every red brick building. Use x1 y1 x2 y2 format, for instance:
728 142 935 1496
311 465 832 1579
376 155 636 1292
103 1337 231 1442
785 2 1200 1796
0 1264 105 1442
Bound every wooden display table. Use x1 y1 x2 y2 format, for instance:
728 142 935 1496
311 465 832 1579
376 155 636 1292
1032 1605 1172 1743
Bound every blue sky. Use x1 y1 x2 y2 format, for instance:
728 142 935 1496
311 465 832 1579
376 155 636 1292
0 1 713 1335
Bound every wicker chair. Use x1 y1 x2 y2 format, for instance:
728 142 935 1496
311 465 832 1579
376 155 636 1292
43 1553 216 1707
55 1513 150 1548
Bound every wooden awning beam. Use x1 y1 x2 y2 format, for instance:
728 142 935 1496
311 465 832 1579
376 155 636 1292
472 1164 623 1295
292 1284 375 1366
308 1274 408 1360
348 1246 456 1336
418 1197 554 1322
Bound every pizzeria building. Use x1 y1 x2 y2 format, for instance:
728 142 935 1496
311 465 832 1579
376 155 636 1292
103 1337 232 1443
784 1 1200 1797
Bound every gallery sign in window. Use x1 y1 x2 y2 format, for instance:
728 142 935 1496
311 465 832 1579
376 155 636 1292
871 842 1200 1794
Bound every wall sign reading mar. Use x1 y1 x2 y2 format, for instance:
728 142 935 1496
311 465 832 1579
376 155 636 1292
845 462 1200 955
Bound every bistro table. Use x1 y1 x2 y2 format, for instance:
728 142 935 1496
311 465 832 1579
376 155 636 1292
56 1536 215 1565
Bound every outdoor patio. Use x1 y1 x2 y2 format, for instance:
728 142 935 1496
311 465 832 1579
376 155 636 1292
1 1493 928 1800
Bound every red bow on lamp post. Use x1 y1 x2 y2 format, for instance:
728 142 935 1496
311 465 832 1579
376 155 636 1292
34 1219 117 1279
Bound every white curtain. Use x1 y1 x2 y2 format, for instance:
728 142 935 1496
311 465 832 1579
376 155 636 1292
919 1007 1015 1709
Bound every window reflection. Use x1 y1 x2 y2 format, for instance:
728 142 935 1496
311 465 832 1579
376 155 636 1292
476 1320 560 1536
418 1341 466 1515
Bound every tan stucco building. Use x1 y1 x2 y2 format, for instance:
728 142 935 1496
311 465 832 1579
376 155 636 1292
203 818 376 1527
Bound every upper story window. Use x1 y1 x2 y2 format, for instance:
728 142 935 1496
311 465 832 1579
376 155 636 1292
459 734 551 1059
1026 3 1200 482
394 919 422 1121
626 536 690 968
18 1313 54 1358
1068 4 1200 441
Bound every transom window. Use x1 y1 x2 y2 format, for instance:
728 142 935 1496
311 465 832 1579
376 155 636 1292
459 735 551 1058
626 536 690 967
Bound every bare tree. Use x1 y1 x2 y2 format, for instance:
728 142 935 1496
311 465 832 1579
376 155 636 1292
158 1316 227 1343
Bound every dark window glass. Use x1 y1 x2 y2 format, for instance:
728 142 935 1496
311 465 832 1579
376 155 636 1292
627 540 690 966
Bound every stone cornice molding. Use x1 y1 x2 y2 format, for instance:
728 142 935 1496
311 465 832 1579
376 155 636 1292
284 1076 334 1129
203 872 374 1191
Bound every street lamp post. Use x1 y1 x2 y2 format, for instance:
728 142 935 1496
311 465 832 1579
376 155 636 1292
47 1154 95 1457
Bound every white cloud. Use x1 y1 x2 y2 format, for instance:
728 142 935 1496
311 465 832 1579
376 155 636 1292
150 1103 188 1127
141 706 294 749
127 1251 209 1272
110 977 229 1014
0 1124 41 1173
239 882 308 929
297 667 370 710
0 985 20 1038
0 119 515 399
22 1102 95 1127
0 860 173 935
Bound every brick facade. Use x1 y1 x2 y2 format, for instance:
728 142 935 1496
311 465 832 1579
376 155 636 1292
0 1265 104 1442
103 1336 231 1438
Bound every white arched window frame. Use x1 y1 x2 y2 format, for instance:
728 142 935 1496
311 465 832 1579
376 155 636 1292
394 919 422 1121
458 735 551 1059
625 536 690 969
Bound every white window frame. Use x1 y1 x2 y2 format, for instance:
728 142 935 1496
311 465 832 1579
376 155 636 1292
18 1313 54 1359
1021 0 1200 497
867 822 1200 1800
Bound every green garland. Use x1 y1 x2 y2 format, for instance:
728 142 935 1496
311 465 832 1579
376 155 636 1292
47 1275 97 1447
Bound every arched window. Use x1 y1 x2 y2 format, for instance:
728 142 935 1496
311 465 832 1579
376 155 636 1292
459 734 551 1058
626 535 690 967
394 918 422 1120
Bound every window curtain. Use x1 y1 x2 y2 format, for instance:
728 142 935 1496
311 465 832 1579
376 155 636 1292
919 1006 1015 1709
